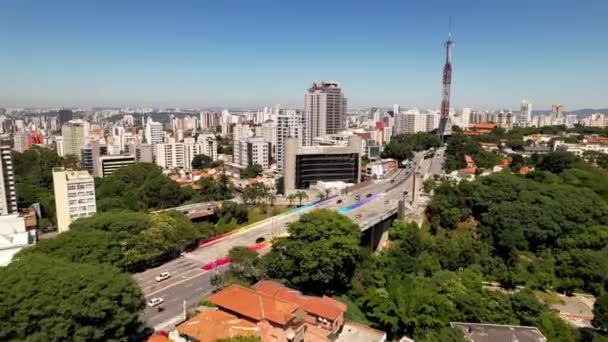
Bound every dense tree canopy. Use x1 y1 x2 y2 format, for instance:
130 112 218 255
240 163 263 179
592 293 608 330
196 174 235 201
20 210 202 272
381 132 443 162
427 171 608 295
95 162 198 211
262 209 361 294
191 154 214 169
444 134 502 171
0 254 144 341
350 221 576 340
12 146 71 223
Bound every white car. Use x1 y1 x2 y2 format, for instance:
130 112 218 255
155 272 171 282
147 297 164 307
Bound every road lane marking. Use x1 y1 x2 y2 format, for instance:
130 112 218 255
144 270 209 298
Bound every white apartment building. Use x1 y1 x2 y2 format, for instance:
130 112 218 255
304 81 347 146
234 137 271 170
52 168 96 233
155 143 186 170
277 110 303 173
233 123 253 143
394 109 427 135
145 118 164 145
199 111 220 131
12 132 28 153
196 134 218 161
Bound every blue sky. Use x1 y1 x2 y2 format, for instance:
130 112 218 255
0 0 606 110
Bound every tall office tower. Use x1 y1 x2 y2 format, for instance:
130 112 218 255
551 104 563 121
521 101 532 122
0 145 18 215
277 110 303 173
144 117 163 145
371 107 381 123
57 109 73 126
61 120 89 159
52 167 96 233
12 132 28 152
304 81 347 146
196 134 218 161
438 32 454 137
234 137 272 170
199 111 219 131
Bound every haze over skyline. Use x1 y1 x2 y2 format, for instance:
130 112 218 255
1 0 607 110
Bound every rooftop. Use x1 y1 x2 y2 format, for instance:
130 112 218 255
177 310 258 342
451 322 547 342
253 280 347 321
208 284 299 326
336 320 387 342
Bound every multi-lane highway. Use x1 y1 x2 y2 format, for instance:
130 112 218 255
134 148 446 331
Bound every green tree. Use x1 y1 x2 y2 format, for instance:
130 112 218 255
286 193 296 207
536 151 577 174
241 164 263 179
228 246 263 285
0 254 144 341
191 154 213 169
592 292 608 330
295 190 308 206
262 209 361 294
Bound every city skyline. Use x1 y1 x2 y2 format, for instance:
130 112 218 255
1 1 607 109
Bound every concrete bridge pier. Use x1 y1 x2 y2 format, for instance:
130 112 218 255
361 212 398 252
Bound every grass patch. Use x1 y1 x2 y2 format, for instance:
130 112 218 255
334 294 372 326
535 290 565 305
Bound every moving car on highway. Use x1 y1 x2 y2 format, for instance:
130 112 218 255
155 272 171 282
147 298 164 307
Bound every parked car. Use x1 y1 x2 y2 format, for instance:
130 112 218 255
155 272 171 282
147 298 164 307
366 193 372 198
337 199 342 204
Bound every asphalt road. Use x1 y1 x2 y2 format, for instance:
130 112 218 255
134 149 446 331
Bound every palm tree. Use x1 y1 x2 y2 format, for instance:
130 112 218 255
295 191 308 206
286 193 296 207
316 192 325 201
324 188 331 199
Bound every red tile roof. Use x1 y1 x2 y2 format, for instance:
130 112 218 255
177 310 258 342
208 284 299 326
147 334 173 342
253 281 346 321
470 122 497 130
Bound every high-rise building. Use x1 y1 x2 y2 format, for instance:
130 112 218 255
392 104 400 115
196 134 218 162
518 101 532 127
135 144 154 163
551 104 563 121
144 117 164 145
0 145 17 215
304 81 347 146
52 167 96 233
371 107 381 123
61 120 89 159
57 109 73 126
155 143 186 170
234 137 272 170
200 111 220 131
276 110 303 173
12 132 28 153
394 109 427 135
